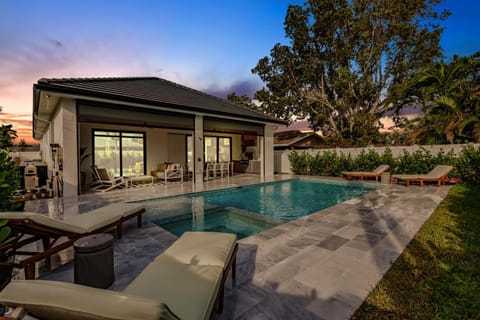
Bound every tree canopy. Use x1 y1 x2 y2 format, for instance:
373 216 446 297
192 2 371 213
252 0 449 146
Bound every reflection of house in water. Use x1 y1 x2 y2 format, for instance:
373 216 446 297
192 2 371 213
274 120 324 150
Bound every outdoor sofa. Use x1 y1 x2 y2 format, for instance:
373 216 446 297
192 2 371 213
0 231 238 320
341 164 390 182
391 165 454 187
0 203 145 280
151 163 184 184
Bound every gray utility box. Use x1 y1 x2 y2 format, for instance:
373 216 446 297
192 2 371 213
74 233 115 289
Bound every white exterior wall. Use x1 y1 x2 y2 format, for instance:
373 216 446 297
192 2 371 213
274 144 480 174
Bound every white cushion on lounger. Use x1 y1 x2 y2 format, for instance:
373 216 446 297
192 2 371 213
124 262 222 320
0 280 179 320
0 212 87 234
154 231 237 269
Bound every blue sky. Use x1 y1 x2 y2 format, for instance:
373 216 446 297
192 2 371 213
0 0 479 141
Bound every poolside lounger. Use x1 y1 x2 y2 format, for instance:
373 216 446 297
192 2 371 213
341 164 390 182
0 203 145 280
391 165 454 187
0 231 238 320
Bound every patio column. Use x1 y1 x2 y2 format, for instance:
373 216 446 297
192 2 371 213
194 115 204 187
263 124 275 178
61 98 78 198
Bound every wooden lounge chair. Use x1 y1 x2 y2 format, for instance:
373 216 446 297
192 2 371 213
0 203 145 280
391 165 454 187
93 167 127 192
341 164 390 182
0 231 238 320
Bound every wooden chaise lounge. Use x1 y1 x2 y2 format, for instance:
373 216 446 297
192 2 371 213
341 164 390 182
0 231 238 320
391 165 454 187
0 203 145 280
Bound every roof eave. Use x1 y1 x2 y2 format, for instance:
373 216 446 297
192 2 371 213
33 82 286 125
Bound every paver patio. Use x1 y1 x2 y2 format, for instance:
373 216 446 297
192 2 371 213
22 174 450 320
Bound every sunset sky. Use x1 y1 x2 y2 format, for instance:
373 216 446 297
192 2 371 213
1 0 479 144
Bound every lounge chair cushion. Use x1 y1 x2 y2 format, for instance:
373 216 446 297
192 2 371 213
0 280 179 320
65 203 144 232
124 262 222 320
0 212 87 234
154 231 237 269
0 203 145 235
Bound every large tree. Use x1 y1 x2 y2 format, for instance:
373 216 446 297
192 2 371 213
252 0 449 145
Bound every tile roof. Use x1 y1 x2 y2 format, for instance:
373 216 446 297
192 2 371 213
34 77 284 124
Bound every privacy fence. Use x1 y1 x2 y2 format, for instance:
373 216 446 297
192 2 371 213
274 144 480 185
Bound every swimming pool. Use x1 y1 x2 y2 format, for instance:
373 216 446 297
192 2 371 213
143 179 376 239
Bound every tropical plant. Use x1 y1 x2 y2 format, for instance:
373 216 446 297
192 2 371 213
252 0 449 145
392 54 480 144
16 139 30 152
0 125 17 151
0 125 21 211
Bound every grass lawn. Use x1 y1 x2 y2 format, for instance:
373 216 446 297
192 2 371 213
352 184 480 319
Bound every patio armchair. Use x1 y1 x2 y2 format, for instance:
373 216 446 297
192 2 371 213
93 167 127 192
341 165 390 182
0 203 145 280
151 163 183 184
391 165 454 187
0 231 238 320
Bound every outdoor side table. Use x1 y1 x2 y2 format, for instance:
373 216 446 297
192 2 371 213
381 172 391 184
74 233 114 289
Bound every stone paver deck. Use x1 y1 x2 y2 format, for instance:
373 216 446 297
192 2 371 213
22 174 449 320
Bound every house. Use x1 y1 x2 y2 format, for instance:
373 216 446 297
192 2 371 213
32 77 285 197
274 120 324 150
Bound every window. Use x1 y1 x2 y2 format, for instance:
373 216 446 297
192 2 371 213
93 130 145 177
205 136 231 162
186 135 232 165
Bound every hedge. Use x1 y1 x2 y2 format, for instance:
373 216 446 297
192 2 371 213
288 145 480 185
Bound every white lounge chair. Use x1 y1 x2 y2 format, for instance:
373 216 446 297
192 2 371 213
93 167 127 192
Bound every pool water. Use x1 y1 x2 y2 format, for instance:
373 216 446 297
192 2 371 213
143 179 376 239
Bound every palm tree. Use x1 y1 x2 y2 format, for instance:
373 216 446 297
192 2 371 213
400 54 480 144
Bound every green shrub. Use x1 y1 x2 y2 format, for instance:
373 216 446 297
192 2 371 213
0 150 20 211
287 145 480 185
455 145 480 185
354 148 382 171
288 150 310 175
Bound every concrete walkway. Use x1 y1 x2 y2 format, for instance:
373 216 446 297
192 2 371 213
23 175 450 319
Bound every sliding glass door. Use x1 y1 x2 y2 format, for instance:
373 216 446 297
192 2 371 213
93 130 145 177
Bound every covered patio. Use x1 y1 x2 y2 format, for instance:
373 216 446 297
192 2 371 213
32 77 284 197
